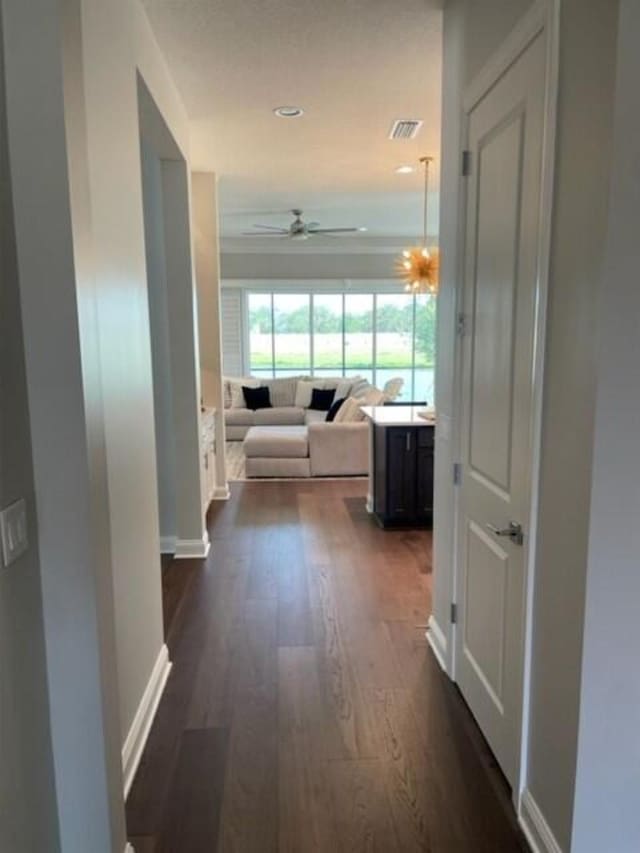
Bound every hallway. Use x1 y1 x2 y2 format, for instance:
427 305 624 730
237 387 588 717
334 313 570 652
126 481 526 851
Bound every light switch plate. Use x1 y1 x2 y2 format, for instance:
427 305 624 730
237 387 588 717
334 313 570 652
0 499 28 567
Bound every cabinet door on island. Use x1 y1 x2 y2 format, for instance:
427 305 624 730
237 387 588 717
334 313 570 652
373 423 434 528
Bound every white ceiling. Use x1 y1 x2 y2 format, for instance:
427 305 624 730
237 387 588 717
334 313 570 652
142 0 443 243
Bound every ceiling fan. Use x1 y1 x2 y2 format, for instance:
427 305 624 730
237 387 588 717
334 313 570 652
244 209 366 241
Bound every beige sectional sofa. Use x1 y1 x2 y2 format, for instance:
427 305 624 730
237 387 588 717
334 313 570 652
223 374 372 440
223 374 384 478
243 421 369 478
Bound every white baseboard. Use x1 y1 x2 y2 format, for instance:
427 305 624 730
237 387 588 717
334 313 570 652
174 531 210 559
520 789 564 853
122 644 172 798
159 535 176 554
366 494 373 513
426 614 448 672
213 485 231 500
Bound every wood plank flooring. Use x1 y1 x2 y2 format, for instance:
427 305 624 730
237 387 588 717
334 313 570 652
127 480 528 852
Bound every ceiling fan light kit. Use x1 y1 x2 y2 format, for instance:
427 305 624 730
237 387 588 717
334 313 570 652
397 155 440 295
273 105 304 118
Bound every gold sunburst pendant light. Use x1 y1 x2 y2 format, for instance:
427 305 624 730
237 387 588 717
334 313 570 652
397 156 439 294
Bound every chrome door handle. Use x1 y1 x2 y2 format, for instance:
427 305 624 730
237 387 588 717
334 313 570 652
487 521 524 546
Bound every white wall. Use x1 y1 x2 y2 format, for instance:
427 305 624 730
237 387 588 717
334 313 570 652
0 12 60 849
5 0 202 840
570 2 640 849
525 1 619 847
221 250 401 280
3 0 126 847
434 1 621 850
60 0 194 747
141 140 178 545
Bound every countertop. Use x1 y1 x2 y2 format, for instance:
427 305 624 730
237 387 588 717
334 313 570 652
360 405 436 427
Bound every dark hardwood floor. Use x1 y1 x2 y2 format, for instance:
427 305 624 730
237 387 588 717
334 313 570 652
127 480 528 852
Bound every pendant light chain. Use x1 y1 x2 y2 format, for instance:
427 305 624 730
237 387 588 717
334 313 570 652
396 155 439 295
422 156 430 247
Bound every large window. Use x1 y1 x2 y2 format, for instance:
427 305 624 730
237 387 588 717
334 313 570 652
247 290 436 402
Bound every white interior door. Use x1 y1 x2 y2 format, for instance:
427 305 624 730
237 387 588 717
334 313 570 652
455 31 546 787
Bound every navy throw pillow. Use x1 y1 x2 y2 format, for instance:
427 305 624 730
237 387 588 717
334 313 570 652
243 385 271 410
309 387 336 411
325 397 345 422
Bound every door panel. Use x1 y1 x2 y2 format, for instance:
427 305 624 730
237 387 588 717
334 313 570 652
464 522 508 709
469 113 523 494
456 31 546 787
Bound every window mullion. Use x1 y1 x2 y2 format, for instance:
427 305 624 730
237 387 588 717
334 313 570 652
341 293 346 376
309 293 314 376
372 293 378 388
270 293 275 378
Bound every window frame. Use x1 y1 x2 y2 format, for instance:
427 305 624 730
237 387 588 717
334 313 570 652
242 283 436 401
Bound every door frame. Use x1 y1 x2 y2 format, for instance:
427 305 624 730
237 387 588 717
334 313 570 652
448 0 560 806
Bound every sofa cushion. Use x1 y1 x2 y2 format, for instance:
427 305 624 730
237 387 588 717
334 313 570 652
254 407 305 426
336 378 354 399
230 378 258 408
360 388 386 406
243 385 272 410
265 376 301 408
326 397 346 422
308 421 369 476
350 377 373 397
334 396 366 423
225 407 255 426
294 379 321 408
304 409 328 425
223 378 232 409
309 387 336 411
243 426 309 458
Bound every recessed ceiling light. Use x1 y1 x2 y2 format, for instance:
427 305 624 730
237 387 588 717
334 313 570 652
358 227 368 232
395 165 415 174
274 106 304 118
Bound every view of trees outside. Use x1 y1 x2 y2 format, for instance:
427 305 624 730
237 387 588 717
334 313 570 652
248 291 436 401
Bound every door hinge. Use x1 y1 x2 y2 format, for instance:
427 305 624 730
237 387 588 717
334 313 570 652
456 313 467 337
453 462 462 486
462 149 472 177
450 603 458 624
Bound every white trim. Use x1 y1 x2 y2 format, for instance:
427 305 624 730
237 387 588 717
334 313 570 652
463 1 547 113
518 0 560 803
426 615 448 671
213 485 231 501
222 277 424 293
159 535 176 554
174 531 210 559
519 789 564 853
124 844 135 853
122 644 172 799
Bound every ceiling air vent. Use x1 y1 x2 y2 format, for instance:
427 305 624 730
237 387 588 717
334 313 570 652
389 118 423 140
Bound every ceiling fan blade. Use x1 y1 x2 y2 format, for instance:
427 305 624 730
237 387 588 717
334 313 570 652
308 227 360 234
242 231 289 236
252 224 289 232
